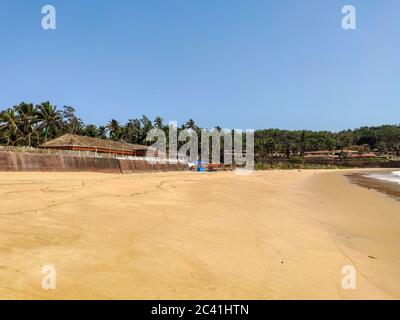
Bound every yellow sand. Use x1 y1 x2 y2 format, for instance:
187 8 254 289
0 169 399 300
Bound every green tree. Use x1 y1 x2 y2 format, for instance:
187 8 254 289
15 102 38 147
154 117 164 129
36 102 62 143
107 119 121 141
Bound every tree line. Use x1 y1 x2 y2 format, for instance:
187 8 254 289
0 102 202 147
1 101 399 157
255 126 400 158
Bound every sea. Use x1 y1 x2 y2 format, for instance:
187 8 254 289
365 171 400 185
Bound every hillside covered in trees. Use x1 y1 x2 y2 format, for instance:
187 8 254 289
1 102 400 157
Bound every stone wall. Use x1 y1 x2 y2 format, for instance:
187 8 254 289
0 151 188 174
118 159 188 173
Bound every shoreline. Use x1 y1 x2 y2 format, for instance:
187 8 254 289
0 169 399 299
346 169 400 201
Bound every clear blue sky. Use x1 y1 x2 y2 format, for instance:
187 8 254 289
1 0 399 131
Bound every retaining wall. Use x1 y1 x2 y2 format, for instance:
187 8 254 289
117 159 188 173
0 151 188 174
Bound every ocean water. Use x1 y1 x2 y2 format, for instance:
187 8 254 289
365 171 400 185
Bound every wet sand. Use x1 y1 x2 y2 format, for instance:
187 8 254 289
0 169 400 300
347 170 400 201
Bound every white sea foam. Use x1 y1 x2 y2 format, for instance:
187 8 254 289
392 171 400 177
365 171 400 185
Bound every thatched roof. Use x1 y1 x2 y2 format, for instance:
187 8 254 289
41 134 148 152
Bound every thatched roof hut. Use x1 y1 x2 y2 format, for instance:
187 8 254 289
40 134 148 157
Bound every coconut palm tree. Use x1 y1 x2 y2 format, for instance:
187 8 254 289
84 124 98 138
15 102 38 147
140 115 153 144
36 102 62 143
98 126 107 139
107 119 121 141
0 112 11 145
123 119 140 143
154 116 164 129
185 119 197 130
61 106 83 134
0 108 23 146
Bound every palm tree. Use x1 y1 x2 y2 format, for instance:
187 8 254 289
185 119 197 130
107 119 121 141
61 106 83 134
36 102 62 143
140 115 153 144
84 124 98 138
15 102 38 147
0 112 11 145
154 116 164 129
98 126 107 139
0 108 23 146
123 119 142 144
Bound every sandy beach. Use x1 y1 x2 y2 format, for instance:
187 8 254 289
0 169 399 300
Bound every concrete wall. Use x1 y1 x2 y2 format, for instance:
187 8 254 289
0 151 188 174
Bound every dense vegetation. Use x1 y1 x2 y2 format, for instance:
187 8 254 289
1 102 400 157
0 102 168 147
255 127 400 157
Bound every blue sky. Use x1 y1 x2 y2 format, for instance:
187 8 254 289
0 0 399 131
